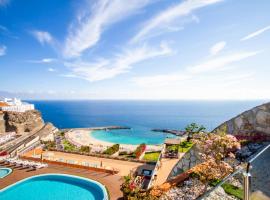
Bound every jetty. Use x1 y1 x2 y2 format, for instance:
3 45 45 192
61 126 131 132
152 129 186 136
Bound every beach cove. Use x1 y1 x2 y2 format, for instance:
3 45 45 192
65 129 163 152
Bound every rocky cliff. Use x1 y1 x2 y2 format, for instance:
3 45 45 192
4 110 45 133
214 102 270 141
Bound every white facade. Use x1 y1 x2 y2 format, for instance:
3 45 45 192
0 98 35 112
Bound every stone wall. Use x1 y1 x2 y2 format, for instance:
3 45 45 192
213 102 270 141
168 146 202 180
4 110 44 134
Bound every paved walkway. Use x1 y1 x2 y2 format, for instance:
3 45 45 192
154 157 180 186
0 161 123 200
28 151 155 176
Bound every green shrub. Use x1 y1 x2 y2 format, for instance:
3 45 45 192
42 140 56 150
80 145 91 153
63 140 77 151
179 141 193 152
222 183 244 200
104 144 120 155
209 179 243 200
167 144 179 151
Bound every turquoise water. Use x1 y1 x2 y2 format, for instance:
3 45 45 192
91 128 175 145
30 100 266 145
0 168 12 178
0 174 108 200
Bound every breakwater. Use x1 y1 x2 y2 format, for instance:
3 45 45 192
152 129 186 136
61 126 131 132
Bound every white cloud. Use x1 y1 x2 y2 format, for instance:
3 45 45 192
0 45 6 56
31 30 53 45
48 68 56 72
134 51 260 87
64 42 173 82
241 25 270 41
28 58 56 64
188 51 259 73
131 0 223 43
210 41 226 56
63 0 153 58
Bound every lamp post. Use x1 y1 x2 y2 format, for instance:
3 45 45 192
243 162 251 200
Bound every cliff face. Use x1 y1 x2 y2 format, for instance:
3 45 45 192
214 102 270 141
4 110 45 133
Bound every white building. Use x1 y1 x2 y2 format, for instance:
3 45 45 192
0 98 35 112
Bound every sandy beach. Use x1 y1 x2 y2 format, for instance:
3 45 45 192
66 129 162 152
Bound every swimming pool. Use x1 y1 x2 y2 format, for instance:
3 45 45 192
0 174 108 200
0 168 12 178
91 128 176 145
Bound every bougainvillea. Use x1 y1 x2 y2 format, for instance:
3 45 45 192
134 143 146 159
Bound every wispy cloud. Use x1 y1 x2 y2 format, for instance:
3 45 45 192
188 51 259 73
210 41 226 56
134 51 260 87
31 30 54 45
0 25 18 39
27 58 57 64
131 0 223 43
48 68 56 72
64 42 173 82
241 25 270 41
63 0 153 58
0 45 6 56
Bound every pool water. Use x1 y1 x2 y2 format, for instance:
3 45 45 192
91 128 176 145
0 168 12 178
0 174 108 200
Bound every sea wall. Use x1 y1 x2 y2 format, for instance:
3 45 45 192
213 102 270 141
168 146 201 180
3 110 45 134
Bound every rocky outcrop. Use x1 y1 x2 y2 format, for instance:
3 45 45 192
213 102 270 141
39 122 58 141
4 110 44 134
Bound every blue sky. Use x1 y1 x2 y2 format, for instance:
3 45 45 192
0 0 270 100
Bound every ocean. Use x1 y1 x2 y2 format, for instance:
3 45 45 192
29 100 266 144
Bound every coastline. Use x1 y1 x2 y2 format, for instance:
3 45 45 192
66 129 162 152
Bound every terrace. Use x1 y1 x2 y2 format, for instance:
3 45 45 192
0 160 122 200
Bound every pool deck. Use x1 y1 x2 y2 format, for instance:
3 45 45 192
0 161 123 200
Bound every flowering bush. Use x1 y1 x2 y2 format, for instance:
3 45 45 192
134 143 146 159
192 133 240 161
